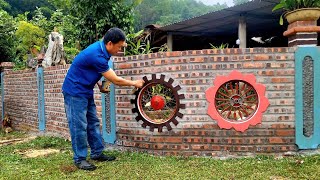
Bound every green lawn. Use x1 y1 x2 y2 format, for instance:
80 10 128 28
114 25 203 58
0 131 319 180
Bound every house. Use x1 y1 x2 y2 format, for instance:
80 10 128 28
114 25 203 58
145 0 306 51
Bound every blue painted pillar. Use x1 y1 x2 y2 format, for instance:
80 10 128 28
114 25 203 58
101 60 116 144
295 47 320 149
37 66 46 131
1 71 4 120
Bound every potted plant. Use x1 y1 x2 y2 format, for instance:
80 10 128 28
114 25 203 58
272 0 320 25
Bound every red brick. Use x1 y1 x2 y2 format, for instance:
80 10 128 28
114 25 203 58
118 63 132 69
271 77 294 83
164 137 183 143
253 55 271 61
269 137 284 144
243 62 265 68
191 144 210 150
275 130 295 136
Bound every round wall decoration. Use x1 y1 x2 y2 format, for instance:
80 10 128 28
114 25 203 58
205 70 269 132
131 74 186 132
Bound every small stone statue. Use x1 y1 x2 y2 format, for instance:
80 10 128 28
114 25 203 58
42 27 66 67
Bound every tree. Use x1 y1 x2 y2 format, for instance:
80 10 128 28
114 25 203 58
0 10 16 62
233 0 250 6
134 0 227 30
0 0 10 10
15 21 46 63
31 7 50 32
4 0 55 18
47 0 71 13
47 10 79 48
71 0 140 48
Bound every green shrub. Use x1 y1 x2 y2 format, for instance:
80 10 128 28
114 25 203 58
14 21 45 69
64 46 80 63
0 10 16 62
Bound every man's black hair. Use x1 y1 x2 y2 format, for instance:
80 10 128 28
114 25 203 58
103 27 126 44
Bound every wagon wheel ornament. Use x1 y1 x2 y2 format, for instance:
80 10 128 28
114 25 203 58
131 74 186 132
206 70 269 132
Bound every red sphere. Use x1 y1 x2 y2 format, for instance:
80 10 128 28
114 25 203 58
151 95 165 110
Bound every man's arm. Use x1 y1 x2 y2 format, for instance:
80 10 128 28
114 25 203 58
101 68 144 88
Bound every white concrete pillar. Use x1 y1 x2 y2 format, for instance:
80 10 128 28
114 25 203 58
238 15 247 48
167 33 173 52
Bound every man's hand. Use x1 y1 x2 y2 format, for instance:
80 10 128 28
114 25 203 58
97 80 111 93
133 79 144 88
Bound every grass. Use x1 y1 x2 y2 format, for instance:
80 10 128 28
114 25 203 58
0 130 28 140
0 131 320 180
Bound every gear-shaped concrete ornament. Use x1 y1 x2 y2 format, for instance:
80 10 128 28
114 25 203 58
131 74 185 132
205 70 269 132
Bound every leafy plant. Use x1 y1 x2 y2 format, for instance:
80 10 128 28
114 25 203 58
151 84 172 101
125 30 159 55
158 43 169 52
272 0 320 25
152 84 164 95
64 46 80 63
209 43 229 49
15 11 29 22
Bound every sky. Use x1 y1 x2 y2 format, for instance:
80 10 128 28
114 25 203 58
198 0 234 6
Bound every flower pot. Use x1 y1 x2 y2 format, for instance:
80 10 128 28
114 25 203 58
285 8 320 23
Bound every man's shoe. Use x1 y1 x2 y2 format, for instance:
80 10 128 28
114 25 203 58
74 160 96 171
91 153 116 162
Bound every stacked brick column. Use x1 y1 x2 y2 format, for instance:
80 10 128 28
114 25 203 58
1 62 14 73
284 21 320 47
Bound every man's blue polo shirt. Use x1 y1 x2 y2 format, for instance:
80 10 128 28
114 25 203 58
62 41 110 98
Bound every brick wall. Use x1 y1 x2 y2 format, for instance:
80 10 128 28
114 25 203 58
43 65 69 138
3 68 39 132
1 47 297 156
113 48 296 156
43 65 103 138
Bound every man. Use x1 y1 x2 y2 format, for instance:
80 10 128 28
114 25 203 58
62 27 144 171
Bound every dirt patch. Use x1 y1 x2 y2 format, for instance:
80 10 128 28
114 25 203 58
0 136 37 147
18 149 60 158
60 165 77 173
